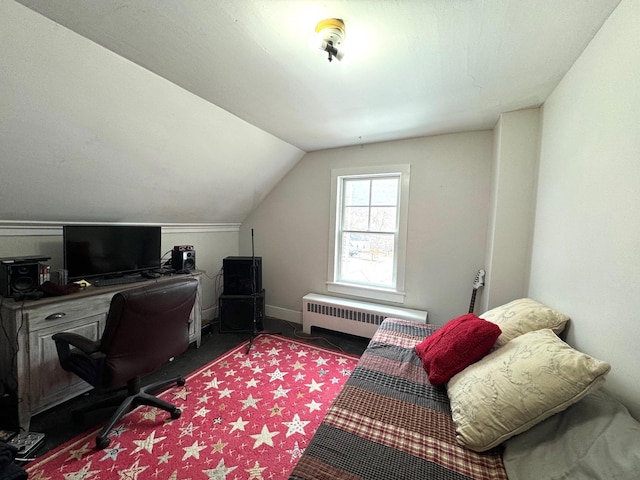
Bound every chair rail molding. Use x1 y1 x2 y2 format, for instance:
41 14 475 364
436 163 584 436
0 221 241 237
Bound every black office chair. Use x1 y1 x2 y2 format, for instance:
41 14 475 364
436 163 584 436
52 277 199 449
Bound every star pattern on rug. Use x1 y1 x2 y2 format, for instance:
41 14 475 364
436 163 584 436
249 424 280 448
272 385 291 399
211 439 227 453
305 399 323 412
203 458 237 479
270 404 284 416
181 439 208 460
246 460 267 480
305 379 324 392
67 443 92 461
286 441 305 463
229 416 249 433
282 413 310 437
63 460 99 480
132 430 165 454
267 368 288 382
26 334 358 480
99 442 126 461
172 388 190 401
118 458 147 479
240 393 261 410
179 421 199 437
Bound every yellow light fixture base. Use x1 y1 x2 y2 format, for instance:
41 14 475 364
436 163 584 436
313 18 346 62
315 18 346 46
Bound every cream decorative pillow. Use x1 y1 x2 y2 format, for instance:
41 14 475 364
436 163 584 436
480 298 569 348
447 329 611 452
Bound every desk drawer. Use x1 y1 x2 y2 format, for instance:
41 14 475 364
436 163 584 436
26 294 113 331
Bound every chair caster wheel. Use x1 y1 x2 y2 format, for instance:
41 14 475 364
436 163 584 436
96 436 110 450
177 377 186 387
171 408 181 420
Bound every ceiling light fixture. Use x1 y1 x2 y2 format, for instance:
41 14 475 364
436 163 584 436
311 18 345 62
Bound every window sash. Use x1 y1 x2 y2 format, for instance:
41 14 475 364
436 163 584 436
328 165 410 304
337 174 400 288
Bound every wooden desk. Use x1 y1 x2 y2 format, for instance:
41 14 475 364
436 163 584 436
0 272 202 432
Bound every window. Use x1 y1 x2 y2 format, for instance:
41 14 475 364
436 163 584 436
328 165 410 303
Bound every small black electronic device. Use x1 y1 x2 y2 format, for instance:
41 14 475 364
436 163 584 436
171 249 196 271
0 255 50 298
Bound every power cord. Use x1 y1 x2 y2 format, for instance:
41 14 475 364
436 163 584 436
281 319 346 353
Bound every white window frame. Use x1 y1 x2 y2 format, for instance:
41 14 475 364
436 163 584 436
327 164 410 304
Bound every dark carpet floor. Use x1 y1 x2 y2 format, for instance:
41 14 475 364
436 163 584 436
25 317 369 458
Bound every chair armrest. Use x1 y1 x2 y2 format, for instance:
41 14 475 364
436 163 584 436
52 332 105 387
52 332 101 354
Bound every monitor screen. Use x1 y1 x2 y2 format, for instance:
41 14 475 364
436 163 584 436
63 225 161 281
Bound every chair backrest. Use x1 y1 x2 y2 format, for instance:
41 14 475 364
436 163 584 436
99 277 198 387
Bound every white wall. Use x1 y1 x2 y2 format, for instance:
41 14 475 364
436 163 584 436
0 1 303 225
482 108 540 312
529 0 640 418
242 132 494 326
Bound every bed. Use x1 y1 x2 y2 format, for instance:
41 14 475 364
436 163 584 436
289 318 507 480
290 299 640 480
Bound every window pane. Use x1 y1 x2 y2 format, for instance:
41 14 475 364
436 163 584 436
344 179 370 206
343 206 369 230
371 178 398 206
340 232 395 287
370 207 397 232
329 165 409 299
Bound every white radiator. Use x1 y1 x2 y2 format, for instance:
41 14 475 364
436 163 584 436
302 293 428 339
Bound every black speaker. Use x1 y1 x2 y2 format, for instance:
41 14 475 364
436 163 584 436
223 256 262 295
0 262 40 297
219 290 265 333
171 250 196 271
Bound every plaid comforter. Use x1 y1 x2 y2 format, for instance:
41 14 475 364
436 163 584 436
289 318 508 480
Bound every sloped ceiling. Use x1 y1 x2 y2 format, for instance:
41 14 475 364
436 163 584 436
1 0 621 224
15 0 621 151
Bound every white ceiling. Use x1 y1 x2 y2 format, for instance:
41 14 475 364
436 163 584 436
16 0 620 152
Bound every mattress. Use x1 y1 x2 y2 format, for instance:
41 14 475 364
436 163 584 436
289 317 508 480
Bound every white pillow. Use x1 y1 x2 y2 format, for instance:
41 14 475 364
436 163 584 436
447 329 610 452
480 298 569 348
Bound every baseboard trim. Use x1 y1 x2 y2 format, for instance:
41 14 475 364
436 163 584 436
266 305 301 324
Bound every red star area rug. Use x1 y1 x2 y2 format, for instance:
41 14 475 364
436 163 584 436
25 334 360 480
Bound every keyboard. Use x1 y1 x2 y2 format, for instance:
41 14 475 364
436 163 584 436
93 275 146 287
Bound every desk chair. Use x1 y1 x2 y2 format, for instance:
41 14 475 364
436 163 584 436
52 277 199 449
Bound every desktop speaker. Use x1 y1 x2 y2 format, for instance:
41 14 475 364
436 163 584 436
223 256 262 295
219 290 265 333
0 262 40 297
171 250 196 271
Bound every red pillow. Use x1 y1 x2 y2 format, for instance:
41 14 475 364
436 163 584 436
414 313 501 385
